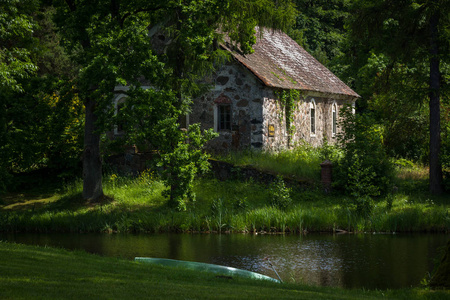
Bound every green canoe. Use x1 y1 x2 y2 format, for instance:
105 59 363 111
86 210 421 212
135 257 280 283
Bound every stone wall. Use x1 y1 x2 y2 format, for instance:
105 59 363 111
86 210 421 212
190 62 267 153
190 60 356 153
260 91 354 151
102 57 357 155
208 159 314 189
261 93 288 150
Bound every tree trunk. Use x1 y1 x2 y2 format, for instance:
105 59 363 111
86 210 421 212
82 97 104 201
429 10 443 195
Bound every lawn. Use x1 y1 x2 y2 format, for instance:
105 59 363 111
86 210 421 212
0 241 448 299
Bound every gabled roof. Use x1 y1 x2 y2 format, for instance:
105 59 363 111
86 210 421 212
222 28 359 98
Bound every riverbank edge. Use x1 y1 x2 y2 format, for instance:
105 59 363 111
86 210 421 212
1 174 449 234
0 241 448 299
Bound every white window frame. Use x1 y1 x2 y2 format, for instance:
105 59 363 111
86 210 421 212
332 101 337 137
310 99 316 137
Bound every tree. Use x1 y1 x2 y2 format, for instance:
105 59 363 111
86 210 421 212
0 3 82 192
53 0 296 202
0 0 38 92
336 106 394 198
347 0 450 194
289 0 351 69
0 0 38 191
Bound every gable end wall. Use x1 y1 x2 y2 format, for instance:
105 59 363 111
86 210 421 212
190 61 266 153
261 91 355 151
190 61 356 152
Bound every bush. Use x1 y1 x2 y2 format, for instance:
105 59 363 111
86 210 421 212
334 106 394 197
268 176 292 210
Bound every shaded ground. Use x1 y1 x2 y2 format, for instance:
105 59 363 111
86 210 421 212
0 193 59 211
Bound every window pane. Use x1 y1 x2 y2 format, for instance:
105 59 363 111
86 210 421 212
219 105 231 130
332 110 336 135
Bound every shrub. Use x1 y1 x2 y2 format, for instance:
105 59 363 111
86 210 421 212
268 176 292 210
335 106 394 197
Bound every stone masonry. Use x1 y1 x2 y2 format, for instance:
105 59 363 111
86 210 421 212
190 61 354 152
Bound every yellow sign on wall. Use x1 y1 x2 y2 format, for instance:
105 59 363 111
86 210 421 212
268 124 275 137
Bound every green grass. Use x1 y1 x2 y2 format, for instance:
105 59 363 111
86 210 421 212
0 241 448 299
1 169 448 234
214 145 325 182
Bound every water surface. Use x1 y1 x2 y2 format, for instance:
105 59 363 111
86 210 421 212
1 232 447 289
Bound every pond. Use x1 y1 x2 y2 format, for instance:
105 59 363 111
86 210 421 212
1 232 447 289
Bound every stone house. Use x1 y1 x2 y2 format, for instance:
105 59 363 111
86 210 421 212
189 29 359 152
112 28 359 153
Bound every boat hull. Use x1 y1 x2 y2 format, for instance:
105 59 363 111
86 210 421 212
135 257 280 283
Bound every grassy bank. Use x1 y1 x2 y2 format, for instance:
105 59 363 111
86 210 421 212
0 241 448 299
0 170 448 233
214 145 324 181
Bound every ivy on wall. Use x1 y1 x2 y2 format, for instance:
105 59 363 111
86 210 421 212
275 89 303 145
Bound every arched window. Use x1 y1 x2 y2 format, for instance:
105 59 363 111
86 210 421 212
310 99 316 136
332 102 337 137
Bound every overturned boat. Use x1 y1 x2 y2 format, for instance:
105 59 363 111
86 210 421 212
135 257 280 283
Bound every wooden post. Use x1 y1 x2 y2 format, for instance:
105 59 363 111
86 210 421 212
320 160 333 192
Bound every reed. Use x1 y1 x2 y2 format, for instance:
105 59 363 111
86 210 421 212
1 171 448 234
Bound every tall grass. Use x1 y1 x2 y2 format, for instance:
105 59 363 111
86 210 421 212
1 172 448 234
215 144 328 181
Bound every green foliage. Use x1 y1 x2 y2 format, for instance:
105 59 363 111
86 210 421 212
354 195 374 218
0 0 38 92
289 0 351 68
275 89 303 144
0 0 38 191
318 138 342 163
268 176 292 210
116 86 218 209
335 106 394 197
0 4 82 192
385 193 394 211
158 124 218 209
343 0 450 194
346 154 381 198
216 145 322 182
1 174 449 234
51 0 297 201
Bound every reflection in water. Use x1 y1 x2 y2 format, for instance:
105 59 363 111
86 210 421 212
0 232 447 289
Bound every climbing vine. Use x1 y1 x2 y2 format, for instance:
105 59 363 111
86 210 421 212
275 89 303 145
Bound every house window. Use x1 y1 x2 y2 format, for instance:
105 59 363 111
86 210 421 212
218 104 231 131
310 99 316 136
332 102 337 137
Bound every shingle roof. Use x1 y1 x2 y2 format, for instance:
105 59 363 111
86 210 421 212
222 28 359 98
